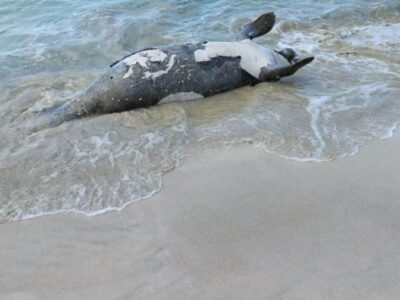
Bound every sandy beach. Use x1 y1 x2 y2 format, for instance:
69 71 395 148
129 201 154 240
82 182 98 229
1 133 399 300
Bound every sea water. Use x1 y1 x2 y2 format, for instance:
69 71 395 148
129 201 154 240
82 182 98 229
1 0 399 222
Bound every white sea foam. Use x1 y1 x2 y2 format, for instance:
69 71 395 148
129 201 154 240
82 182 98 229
381 122 399 139
306 96 331 158
344 23 400 48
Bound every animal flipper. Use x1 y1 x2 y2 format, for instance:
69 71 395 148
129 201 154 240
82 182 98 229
237 12 276 40
259 56 315 81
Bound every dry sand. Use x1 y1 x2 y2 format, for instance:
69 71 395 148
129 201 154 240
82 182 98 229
1 135 400 300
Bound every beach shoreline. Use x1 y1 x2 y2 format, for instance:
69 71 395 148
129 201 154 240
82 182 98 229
1 134 400 300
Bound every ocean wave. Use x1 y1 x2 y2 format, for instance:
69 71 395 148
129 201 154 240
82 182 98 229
0 105 188 223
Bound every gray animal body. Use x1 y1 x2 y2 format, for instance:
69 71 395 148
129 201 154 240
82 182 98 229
38 12 314 128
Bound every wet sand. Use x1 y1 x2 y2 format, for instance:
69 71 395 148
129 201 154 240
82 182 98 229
1 134 400 300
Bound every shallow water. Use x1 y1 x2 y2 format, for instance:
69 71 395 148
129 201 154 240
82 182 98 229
1 0 399 222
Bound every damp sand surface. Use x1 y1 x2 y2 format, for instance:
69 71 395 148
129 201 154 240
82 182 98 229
1 134 400 300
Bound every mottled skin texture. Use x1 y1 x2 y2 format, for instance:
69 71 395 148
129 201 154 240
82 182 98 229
110 43 258 109
44 43 258 125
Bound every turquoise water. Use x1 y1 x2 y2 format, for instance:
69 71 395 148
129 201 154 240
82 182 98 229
1 0 399 222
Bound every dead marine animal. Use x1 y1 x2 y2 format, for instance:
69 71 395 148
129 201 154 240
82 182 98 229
36 12 314 129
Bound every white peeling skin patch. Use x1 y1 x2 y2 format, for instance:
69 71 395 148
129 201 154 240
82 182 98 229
122 49 173 79
194 40 290 79
123 50 167 66
144 55 176 80
158 92 204 104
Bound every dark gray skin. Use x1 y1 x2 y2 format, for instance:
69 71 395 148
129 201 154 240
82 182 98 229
35 12 314 130
48 43 256 119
